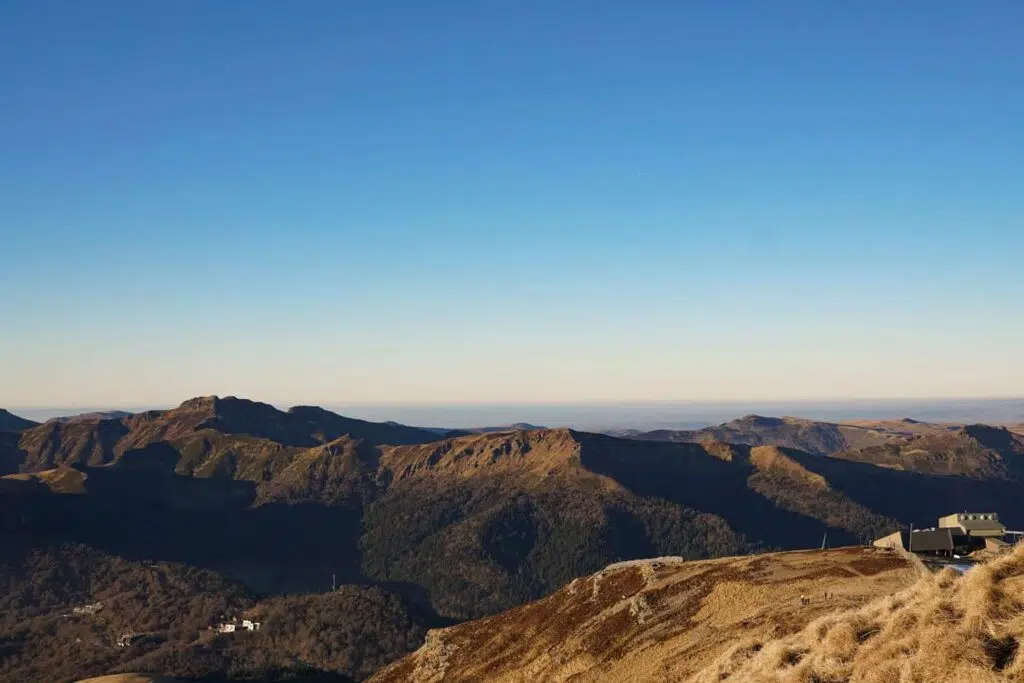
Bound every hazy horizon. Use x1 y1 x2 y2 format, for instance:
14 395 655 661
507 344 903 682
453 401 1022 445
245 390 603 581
3 3 1022 407
11 396 1024 431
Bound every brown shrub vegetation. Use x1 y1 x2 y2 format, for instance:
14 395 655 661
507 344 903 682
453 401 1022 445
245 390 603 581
0 545 428 683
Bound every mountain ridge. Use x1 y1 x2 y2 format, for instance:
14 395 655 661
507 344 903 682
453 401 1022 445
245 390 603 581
625 413 958 456
0 395 443 475
6 398 1024 627
832 424 1024 479
0 408 39 433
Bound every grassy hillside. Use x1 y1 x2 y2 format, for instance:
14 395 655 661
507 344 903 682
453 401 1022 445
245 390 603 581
697 543 1024 682
369 547 919 683
375 544 1024 683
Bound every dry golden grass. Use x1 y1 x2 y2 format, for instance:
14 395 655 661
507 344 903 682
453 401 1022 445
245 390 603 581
369 547 918 683
3 466 88 493
750 446 829 489
375 546 1024 682
694 545 1024 683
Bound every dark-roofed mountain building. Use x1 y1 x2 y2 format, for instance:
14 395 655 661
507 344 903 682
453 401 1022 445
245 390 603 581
874 512 1008 557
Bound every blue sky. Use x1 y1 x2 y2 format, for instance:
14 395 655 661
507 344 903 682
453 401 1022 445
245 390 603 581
2 1 1022 408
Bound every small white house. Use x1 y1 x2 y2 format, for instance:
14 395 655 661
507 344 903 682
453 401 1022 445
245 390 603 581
72 601 103 616
216 620 260 634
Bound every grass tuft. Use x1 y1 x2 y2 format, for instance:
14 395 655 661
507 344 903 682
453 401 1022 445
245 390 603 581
693 544 1024 682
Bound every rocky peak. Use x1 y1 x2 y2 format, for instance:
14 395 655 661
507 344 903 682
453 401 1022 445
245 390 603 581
178 395 221 411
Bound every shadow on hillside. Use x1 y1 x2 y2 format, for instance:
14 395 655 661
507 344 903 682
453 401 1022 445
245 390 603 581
797 452 1024 529
0 432 29 476
577 433 855 548
2 466 370 596
374 579 462 628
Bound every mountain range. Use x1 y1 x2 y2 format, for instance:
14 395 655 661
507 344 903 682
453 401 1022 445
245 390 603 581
3 396 1024 681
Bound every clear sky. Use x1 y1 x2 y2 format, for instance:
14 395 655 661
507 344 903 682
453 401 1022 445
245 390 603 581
2 1 1022 409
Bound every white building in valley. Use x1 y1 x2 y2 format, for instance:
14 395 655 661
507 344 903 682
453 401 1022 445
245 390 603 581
216 619 260 634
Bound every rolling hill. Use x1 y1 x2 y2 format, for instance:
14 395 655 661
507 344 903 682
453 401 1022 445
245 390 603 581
628 414 1024 482
369 547 919 683
627 414 955 456
374 544 1024 683
831 424 1024 479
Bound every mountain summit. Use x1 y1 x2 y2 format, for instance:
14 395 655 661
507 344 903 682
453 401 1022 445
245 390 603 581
1 395 442 474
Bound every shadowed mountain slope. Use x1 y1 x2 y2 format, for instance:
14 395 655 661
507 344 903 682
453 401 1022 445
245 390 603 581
0 408 38 433
362 429 749 619
1 425 902 620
